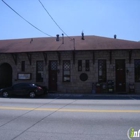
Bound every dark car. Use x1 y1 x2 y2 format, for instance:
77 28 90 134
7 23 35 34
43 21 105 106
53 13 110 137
0 83 46 98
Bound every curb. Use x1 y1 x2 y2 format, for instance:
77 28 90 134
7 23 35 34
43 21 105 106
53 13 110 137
47 93 140 99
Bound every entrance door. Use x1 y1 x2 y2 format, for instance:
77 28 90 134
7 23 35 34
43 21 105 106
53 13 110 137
115 60 126 92
0 63 12 88
49 61 57 92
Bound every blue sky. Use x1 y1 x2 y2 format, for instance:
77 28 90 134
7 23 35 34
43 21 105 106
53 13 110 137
1 0 140 41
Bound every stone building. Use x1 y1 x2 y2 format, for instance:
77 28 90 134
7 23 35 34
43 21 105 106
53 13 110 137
0 34 140 94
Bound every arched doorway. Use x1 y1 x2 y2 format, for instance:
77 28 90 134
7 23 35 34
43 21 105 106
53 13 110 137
0 63 12 88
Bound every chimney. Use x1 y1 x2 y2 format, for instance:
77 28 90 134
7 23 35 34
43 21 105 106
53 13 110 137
56 34 59 41
81 32 84 40
30 38 33 44
114 34 117 39
62 33 64 44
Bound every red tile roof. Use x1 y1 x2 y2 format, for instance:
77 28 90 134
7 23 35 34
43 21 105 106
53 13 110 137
0 35 140 53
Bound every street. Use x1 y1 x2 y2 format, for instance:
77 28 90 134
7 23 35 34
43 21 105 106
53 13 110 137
0 97 140 140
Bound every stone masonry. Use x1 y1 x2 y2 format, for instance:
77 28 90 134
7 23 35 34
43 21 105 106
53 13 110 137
0 50 140 94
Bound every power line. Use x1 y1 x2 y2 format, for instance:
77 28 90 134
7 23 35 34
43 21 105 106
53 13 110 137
2 0 52 37
38 0 72 40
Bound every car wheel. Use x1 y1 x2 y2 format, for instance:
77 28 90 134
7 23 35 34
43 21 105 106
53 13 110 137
29 92 36 98
2 91 9 98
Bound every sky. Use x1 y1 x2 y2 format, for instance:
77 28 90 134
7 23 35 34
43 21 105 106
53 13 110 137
1 0 140 41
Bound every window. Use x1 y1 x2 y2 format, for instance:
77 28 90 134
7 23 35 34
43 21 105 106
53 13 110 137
50 61 57 71
134 59 140 82
98 60 106 82
78 60 82 71
36 61 43 82
21 61 25 72
63 60 70 82
85 60 90 71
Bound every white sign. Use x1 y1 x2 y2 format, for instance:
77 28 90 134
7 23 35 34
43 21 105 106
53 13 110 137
18 74 31 80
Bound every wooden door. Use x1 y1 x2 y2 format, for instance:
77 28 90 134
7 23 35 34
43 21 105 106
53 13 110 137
115 59 126 92
49 61 57 91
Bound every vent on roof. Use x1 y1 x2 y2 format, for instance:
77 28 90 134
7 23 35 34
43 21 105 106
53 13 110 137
30 38 33 44
62 33 64 44
81 32 84 40
114 34 117 39
56 34 59 41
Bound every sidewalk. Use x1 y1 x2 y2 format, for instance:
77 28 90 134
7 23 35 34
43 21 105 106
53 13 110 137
47 93 140 99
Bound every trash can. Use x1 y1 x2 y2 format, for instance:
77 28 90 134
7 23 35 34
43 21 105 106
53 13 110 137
129 83 135 93
96 82 101 93
102 83 108 93
107 80 114 93
92 82 96 94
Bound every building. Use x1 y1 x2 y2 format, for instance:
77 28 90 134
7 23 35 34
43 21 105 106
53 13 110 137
0 34 140 94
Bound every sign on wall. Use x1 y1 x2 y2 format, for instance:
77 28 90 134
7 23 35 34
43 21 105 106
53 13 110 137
18 73 31 80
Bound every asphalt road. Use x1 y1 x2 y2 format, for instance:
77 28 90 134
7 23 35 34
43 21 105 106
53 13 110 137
0 97 140 140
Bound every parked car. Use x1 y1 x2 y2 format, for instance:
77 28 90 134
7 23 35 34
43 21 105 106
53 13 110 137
0 83 47 98
35 84 48 95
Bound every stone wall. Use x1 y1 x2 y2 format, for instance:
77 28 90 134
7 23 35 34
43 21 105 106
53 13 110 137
0 50 140 94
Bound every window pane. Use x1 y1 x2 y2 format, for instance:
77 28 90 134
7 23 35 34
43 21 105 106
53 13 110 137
78 60 82 71
85 60 90 71
21 61 25 72
98 60 106 82
63 61 70 71
64 71 70 75
36 61 43 82
63 60 70 82
135 59 140 82
51 61 57 70
64 76 70 82
37 61 43 71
